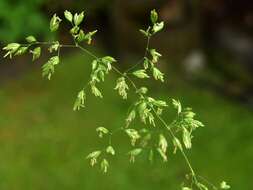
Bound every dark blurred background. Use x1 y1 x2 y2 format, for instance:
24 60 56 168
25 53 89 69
0 0 252 190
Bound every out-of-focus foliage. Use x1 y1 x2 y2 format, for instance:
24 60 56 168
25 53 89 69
48 0 112 11
0 0 50 42
0 0 113 42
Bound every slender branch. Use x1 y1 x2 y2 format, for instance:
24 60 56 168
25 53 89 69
125 36 151 74
198 175 218 190
124 57 144 74
151 106 199 184
57 45 61 58
60 44 77 48
108 127 124 145
144 36 151 58
113 66 139 91
74 43 139 92
77 45 99 59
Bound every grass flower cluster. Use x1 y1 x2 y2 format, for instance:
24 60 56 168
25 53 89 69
3 9 230 190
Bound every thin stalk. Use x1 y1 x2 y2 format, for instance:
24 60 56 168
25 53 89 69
77 45 98 59
125 36 151 74
151 106 199 184
198 175 218 190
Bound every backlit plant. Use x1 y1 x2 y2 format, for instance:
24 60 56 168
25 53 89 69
3 9 230 190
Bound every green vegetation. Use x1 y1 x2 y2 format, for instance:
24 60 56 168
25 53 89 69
0 53 252 189
0 0 49 42
2 9 219 190
2 8 252 190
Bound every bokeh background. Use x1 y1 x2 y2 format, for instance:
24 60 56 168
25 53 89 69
0 0 253 189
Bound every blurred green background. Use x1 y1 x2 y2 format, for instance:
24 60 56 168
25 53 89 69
0 0 253 189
